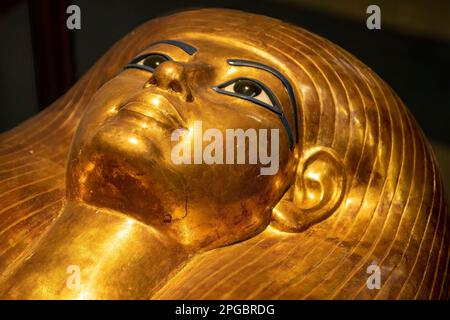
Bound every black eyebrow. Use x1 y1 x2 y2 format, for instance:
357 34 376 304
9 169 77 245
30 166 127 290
149 40 197 55
227 59 299 143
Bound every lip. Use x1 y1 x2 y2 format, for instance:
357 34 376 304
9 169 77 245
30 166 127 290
120 101 186 129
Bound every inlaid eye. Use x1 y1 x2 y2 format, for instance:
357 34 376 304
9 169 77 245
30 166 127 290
232 79 262 98
218 78 274 107
140 54 169 69
125 53 172 73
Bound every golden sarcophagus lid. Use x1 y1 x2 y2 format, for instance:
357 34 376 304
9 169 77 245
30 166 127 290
0 8 448 300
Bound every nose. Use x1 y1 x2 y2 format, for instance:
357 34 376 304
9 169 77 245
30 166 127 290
146 61 193 102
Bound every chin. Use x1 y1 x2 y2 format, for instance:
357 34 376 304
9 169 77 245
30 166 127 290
69 127 186 227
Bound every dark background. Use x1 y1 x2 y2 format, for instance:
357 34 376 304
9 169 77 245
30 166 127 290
0 0 449 190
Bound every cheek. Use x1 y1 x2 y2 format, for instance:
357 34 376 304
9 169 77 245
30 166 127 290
187 93 291 150
169 127 291 207
168 93 291 201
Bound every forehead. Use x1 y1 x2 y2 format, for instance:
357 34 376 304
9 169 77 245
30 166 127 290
141 35 279 64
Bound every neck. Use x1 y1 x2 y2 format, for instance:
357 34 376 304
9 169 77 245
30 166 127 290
0 201 190 299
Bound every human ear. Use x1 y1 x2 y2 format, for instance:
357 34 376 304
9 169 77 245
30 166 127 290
272 147 346 232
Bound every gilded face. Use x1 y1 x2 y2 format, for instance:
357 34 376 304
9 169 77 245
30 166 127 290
68 37 299 249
